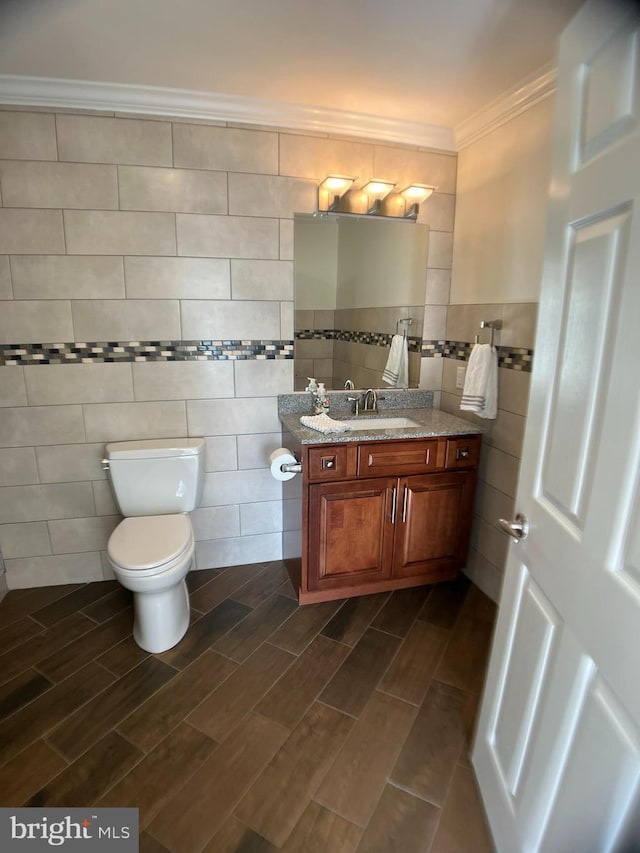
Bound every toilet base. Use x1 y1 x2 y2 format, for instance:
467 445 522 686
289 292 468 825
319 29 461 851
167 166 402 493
132 578 190 653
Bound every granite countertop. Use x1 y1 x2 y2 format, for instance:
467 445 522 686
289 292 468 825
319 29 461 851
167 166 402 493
280 407 484 445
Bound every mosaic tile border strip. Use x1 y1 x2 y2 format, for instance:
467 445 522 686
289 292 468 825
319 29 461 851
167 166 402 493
296 331 533 372
0 340 294 366
421 340 533 372
295 329 423 353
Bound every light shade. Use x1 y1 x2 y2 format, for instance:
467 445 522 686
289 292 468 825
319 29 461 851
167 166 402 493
401 185 435 203
362 179 396 200
319 175 355 195
318 175 355 212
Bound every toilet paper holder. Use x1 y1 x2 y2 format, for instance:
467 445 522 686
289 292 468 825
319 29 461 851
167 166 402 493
270 447 303 481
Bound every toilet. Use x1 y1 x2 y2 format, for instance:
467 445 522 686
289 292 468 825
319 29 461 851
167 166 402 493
103 438 205 654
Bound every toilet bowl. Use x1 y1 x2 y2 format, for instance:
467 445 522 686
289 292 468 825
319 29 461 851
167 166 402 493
107 513 195 653
103 438 205 654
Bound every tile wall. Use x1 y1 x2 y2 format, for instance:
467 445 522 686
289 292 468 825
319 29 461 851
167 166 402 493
0 108 457 588
440 303 538 601
442 98 553 602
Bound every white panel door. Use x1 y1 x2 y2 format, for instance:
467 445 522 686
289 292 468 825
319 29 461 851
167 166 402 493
473 2 640 850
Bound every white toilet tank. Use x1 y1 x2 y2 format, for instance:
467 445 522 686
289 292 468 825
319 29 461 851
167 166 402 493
105 438 205 517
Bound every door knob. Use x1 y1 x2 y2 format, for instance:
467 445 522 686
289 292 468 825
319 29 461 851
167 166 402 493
498 513 529 543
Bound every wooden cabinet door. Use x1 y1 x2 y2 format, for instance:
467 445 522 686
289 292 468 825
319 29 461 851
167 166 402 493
393 471 476 580
307 477 396 593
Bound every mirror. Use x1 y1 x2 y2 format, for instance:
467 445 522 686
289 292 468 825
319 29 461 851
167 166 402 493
294 214 429 390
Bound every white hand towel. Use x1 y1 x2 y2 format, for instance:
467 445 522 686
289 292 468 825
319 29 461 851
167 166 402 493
382 334 408 387
300 414 352 434
460 344 498 419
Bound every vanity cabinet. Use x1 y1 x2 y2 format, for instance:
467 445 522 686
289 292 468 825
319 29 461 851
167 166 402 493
298 434 480 604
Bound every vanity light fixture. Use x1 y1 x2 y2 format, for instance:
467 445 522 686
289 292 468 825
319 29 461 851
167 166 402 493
318 175 355 212
400 184 435 219
361 179 396 214
316 176 435 221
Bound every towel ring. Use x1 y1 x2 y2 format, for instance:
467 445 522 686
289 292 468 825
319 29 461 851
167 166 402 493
396 317 412 338
479 319 502 347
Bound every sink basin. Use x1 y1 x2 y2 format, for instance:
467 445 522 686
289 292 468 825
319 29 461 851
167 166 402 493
338 416 421 431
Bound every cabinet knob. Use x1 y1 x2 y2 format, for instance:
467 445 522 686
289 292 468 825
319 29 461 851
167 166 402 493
321 457 336 469
456 448 470 460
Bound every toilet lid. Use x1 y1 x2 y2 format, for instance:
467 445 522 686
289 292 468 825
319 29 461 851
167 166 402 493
108 514 193 571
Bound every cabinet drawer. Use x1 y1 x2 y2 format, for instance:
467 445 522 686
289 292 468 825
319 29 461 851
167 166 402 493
307 445 351 481
357 439 439 476
445 436 481 469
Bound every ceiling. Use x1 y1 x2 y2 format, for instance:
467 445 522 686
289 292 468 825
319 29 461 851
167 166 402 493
0 0 585 132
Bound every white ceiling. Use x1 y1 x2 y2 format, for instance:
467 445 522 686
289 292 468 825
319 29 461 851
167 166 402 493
0 0 585 131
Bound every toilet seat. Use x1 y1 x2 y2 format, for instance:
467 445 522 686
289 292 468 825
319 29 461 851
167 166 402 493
108 514 193 577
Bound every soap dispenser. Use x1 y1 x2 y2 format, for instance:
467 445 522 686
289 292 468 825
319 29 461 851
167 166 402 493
306 377 318 394
314 382 330 415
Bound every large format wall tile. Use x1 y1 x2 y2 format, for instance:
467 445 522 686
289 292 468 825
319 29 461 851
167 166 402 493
204 436 238 472
428 231 454 269
0 112 57 160
48 516 120 555
195 532 282 570
228 174 316 219
0 482 95 524
231 259 293 301
10 255 126 300
180 300 280 339
24 364 134 406
6 553 104 588
187 398 280 436
173 124 278 174
191 505 241 541
419 192 456 232
425 269 451 305
35 444 107 484
237 433 282 470
279 134 374 181
83 402 187 443
0 161 118 209
234 361 293 398
118 166 227 214
0 255 11 299
239 501 283 536
132 361 234 402
0 406 85 447
176 214 278 259
501 302 538 349
64 211 177 256
201 469 282 507
0 301 73 345
0 369 27 408
56 115 172 166
0 448 38 487
124 256 230 299
0 210 64 254
71 299 181 341
0 520 52 558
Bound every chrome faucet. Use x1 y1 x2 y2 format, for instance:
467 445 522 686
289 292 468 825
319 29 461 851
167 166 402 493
346 395 360 415
343 379 355 390
362 388 378 413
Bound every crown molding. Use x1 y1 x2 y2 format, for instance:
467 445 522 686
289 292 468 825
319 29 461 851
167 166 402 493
454 63 557 150
0 75 456 152
0 67 558 153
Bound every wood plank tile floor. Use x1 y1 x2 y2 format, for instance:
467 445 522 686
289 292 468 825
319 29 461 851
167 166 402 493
0 561 496 853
